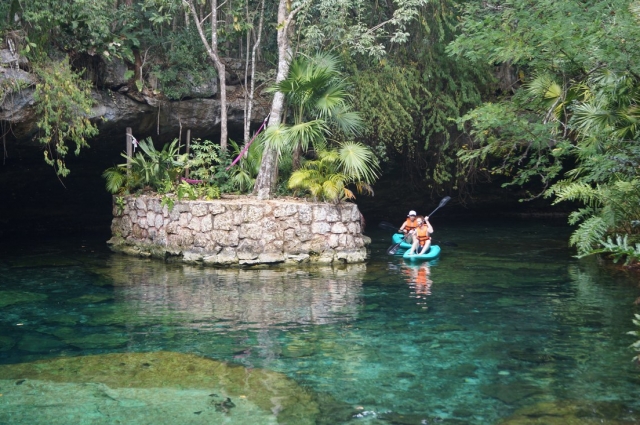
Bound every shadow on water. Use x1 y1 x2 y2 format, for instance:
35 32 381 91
0 218 639 424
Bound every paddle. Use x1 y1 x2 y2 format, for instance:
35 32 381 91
378 221 399 232
386 196 451 255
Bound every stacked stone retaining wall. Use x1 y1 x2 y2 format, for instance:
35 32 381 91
108 195 370 265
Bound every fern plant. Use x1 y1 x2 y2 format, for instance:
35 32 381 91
548 179 640 260
591 235 640 265
628 314 640 363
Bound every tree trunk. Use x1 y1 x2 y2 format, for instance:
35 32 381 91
253 0 308 199
243 0 265 145
184 0 228 150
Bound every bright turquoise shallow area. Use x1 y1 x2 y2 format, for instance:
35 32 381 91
1 219 639 424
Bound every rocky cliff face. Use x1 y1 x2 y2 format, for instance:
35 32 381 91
0 49 271 146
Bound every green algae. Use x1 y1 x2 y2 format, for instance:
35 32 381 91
0 351 322 425
497 400 638 425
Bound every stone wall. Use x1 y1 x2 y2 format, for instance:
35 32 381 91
108 195 370 265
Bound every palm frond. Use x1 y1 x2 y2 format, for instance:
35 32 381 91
327 105 364 136
102 167 127 194
572 99 618 137
285 119 329 153
338 141 380 183
260 124 291 158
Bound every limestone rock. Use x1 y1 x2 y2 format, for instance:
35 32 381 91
109 196 368 266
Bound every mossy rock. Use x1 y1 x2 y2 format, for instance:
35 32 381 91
0 290 48 308
0 351 321 425
66 294 113 304
51 327 129 349
480 381 543 405
17 333 68 353
497 400 639 424
44 314 79 326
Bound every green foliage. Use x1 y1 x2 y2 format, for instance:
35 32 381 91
129 138 186 191
151 27 219 100
350 0 490 191
176 180 198 200
267 52 363 161
549 179 640 257
298 0 431 58
288 141 379 203
591 235 640 265
175 180 221 201
103 136 228 199
114 196 126 216
102 137 186 194
628 314 640 363
449 0 640 264
14 0 136 59
189 139 232 192
187 138 234 192
226 139 262 193
160 195 175 211
102 167 127 194
188 138 222 181
456 99 565 196
32 58 98 177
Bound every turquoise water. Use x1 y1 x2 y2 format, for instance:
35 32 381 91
1 219 639 424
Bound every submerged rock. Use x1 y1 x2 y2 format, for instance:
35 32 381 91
480 381 543 405
0 290 48 308
0 351 322 425
66 294 113 304
0 335 15 351
496 400 639 424
17 333 68 353
51 327 129 350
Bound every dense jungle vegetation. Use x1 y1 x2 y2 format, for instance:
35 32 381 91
1 0 640 266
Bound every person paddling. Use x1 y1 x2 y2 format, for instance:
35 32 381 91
407 216 433 255
399 210 419 243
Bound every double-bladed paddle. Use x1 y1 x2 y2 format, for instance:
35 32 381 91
386 196 451 255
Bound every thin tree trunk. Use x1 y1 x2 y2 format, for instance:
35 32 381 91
243 0 265 145
183 0 228 150
253 0 309 199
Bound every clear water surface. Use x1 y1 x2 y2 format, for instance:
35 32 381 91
1 219 639 425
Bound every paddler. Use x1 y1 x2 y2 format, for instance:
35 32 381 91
399 210 419 243
407 216 434 255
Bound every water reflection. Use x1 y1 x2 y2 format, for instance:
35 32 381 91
101 256 366 330
399 262 433 302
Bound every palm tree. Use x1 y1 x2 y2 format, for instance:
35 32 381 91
264 52 364 169
288 141 380 203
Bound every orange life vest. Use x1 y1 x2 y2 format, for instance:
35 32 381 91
404 218 419 231
416 226 431 244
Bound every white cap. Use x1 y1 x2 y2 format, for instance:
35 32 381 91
408 210 417 216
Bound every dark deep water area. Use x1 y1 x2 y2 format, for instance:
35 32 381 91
0 141 569 240
1 214 640 424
